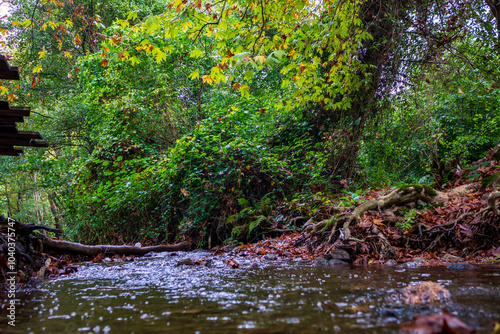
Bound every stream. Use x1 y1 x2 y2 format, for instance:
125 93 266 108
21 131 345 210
2 251 500 333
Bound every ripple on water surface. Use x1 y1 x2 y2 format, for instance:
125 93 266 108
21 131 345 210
2 251 500 334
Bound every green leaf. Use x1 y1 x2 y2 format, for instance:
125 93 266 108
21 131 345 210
190 49 204 58
117 19 129 28
129 56 140 65
244 70 254 81
189 71 200 80
127 11 138 21
239 85 250 98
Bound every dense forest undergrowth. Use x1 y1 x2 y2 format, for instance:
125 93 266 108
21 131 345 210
1 0 500 265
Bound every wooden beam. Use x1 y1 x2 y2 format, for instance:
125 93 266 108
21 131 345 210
0 123 18 132
0 55 20 80
0 116 24 123
0 69 20 80
0 138 48 147
24 141 49 148
0 101 31 116
0 147 23 156
0 131 43 139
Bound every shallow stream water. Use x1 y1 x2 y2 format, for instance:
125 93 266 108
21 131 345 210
2 251 500 333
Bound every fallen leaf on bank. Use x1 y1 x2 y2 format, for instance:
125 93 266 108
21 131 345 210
400 309 475 334
93 253 104 262
226 259 240 268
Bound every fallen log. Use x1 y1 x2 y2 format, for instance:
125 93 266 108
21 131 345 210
40 235 192 256
1 215 192 283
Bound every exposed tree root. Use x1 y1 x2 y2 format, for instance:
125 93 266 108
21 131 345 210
302 184 449 259
485 191 500 216
402 191 500 254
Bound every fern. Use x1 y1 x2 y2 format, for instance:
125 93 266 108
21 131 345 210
226 213 239 224
231 225 245 239
257 197 271 211
247 215 267 237
237 198 251 208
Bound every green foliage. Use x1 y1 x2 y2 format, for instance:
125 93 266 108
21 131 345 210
338 189 366 207
2 0 500 248
396 209 418 231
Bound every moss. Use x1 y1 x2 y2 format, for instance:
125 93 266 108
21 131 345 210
480 172 500 189
422 184 438 197
399 184 437 197
495 150 500 162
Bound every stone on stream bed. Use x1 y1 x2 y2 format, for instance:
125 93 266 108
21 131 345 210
442 254 462 262
399 281 451 305
176 258 195 266
324 249 351 262
384 259 398 266
314 257 347 267
397 257 426 268
248 262 260 269
447 263 477 270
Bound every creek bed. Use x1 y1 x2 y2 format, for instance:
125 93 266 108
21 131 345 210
2 251 500 333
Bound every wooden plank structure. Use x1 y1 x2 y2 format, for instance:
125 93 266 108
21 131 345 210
0 55 48 156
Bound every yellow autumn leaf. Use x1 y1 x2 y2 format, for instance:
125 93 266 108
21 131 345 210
189 49 203 58
0 85 8 95
63 51 72 59
33 64 43 73
7 94 18 102
188 71 200 80
38 50 47 58
202 75 214 85
117 19 129 28
254 55 266 64
129 56 140 65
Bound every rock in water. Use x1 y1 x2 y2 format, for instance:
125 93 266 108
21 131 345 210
176 258 194 266
314 257 328 267
328 259 346 266
447 263 477 270
400 281 450 305
324 249 351 262
385 259 398 266
264 254 277 261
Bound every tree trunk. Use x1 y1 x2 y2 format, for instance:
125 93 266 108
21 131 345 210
485 0 500 44
48 192 62 231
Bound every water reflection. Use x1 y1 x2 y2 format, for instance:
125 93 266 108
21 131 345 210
2 251 499 334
